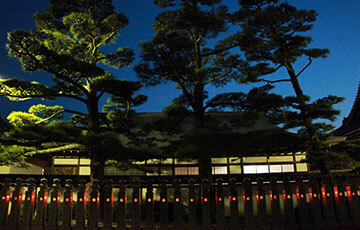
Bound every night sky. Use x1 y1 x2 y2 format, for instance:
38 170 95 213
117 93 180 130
1 0 360 130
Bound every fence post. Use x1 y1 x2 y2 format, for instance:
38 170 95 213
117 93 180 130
88 179 100 230
21 178 36 230
229 178 239 230
296 176 309 230
188 178 197 230
48 178 61 230
0 178 11 227
144 180 154 230
283 176 295 230
75 179 87 230
201 178 211 230
117 180 127 230
321 175 338 229
308 175 323 229
33 178 48 230
160 180 169 230
243 177 254 230
257 177 268 230
333 174 350 229
131 180 141 230
173 179 182 230
6 178 23 230
269 177 282 230
103 179 113 230
215 178 225 230
62 179 73 230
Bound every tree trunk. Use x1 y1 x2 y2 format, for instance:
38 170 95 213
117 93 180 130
193 83 212 179
86 93 105 179
86 94 100 134
286 62 304 98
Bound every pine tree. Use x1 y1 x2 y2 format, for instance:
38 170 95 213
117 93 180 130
135 0 248 178
0 0 151 178
232 0 345 172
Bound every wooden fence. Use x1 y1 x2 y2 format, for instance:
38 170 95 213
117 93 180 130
0 174 360 229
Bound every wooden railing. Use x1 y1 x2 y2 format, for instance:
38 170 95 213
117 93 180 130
0 173 360 229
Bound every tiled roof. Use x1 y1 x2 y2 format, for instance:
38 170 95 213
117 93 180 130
333 80 360 137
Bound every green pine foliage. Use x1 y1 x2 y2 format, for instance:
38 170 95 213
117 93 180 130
0 0 154 177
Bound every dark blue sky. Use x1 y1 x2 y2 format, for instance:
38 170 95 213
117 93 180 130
1 0 360 129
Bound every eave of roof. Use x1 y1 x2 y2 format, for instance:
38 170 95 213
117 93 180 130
333 80 360 137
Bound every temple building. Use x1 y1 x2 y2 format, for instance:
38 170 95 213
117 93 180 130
333 82 360 140
8 112 308 176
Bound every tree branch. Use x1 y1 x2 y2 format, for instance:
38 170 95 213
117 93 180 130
96 91 104 100
201 43 240 58
1 92 87 103
204 68 232 85
35 110 65 124
124 100 130 118
259 78 291 84
296 57 312 78
25 143 86 156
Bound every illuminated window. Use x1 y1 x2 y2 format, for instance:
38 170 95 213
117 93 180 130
188 167 199 175
211 158 227 164
243 157 267 163
296 163 308 172
229 165 241 174
243 165 257 174
175 167 199 175
175 167 187 175
282 164 295 172
212 166 228 175
54 158 79 165
79 166 91 175
268 156 293 163
256 165 269 173
243 165 269 174
269 165 282 173
174 159 198 164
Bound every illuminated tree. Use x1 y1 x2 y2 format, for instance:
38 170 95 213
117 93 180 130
0 0 150 178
